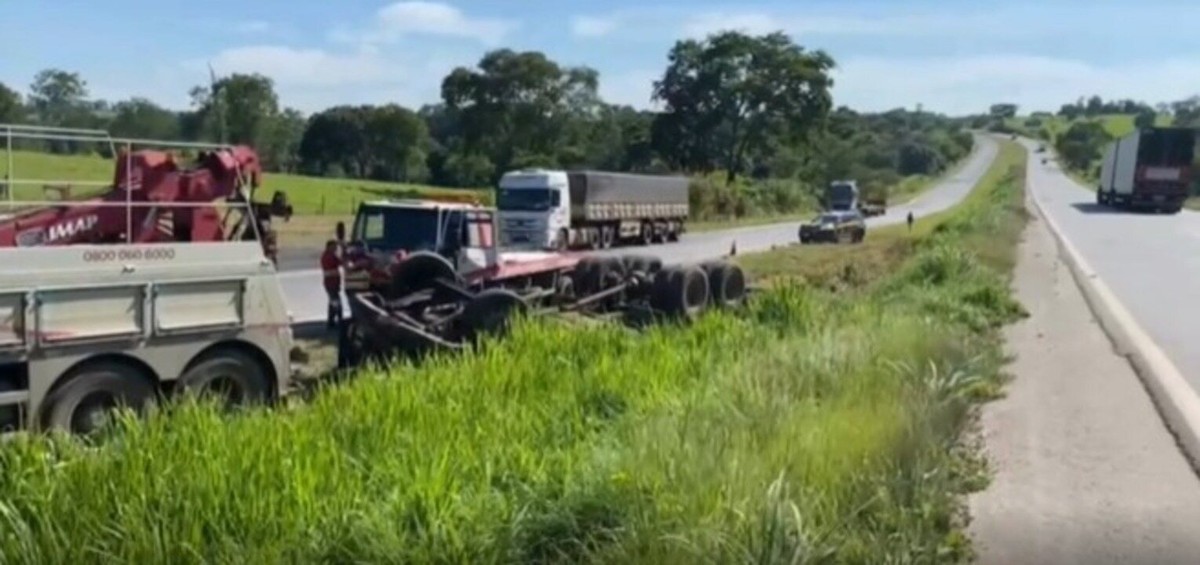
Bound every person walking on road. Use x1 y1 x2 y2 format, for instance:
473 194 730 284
320 240 342 329
906 211 915 232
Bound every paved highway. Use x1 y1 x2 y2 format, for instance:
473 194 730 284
279 134 999 323
1025 139 1200 396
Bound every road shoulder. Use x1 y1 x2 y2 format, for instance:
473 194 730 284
967 193 1200 564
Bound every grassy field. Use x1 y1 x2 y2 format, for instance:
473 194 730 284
2 147 962 249
0 149 487 214
0 139 1027 563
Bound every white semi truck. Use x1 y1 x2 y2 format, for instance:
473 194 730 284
1096 127 1196 213
495 169 689 250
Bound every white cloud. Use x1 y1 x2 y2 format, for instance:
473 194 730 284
571 15 619 38
333 1 517 47
183 45 472 113
202 46 390 87
679 11 1001 40
832 55 1200 115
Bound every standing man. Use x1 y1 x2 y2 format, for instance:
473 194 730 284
320 240 343 329
906 210 915 232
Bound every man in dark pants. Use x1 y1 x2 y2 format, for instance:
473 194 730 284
907 211 915 232
320 240 342 329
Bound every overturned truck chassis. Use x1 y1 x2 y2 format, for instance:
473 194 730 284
341 252 748 366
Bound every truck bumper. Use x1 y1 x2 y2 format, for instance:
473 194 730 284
1128 192 1186 210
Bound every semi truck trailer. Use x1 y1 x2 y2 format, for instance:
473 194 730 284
495 169 689 250
1096 127 1196 213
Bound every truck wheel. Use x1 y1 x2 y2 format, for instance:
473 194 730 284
390 251 461 296
600 226 615 249
41 360 156 436
703 261 747 309
640 222 653 246
572 257 601 296
651 266 709 320
458 288 528 344
621 254 660 277
666 223 680 243
176 348 272 408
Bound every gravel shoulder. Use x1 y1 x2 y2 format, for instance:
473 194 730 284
967 193 1200 564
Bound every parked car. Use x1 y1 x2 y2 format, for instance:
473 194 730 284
798 210 866 244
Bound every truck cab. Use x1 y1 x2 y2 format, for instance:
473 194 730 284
495 169 571 250
349 199 499 278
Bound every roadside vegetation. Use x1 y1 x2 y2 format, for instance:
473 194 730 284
0 139 1027 563
1 30 970 248
971 95 1200 203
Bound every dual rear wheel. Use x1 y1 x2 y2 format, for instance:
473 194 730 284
39 348 272 436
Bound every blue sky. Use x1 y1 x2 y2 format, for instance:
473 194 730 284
3 0 1199 116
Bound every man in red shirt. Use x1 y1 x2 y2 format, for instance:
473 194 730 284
320 239 342 329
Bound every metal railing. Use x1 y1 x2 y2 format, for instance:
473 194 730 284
1 123 264 244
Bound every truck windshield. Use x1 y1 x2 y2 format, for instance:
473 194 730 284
496 188 557 212
1138 129 1196 166
352 206 456 253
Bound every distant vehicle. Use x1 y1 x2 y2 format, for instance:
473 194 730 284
825 180 886 217
798 210 866 244
494 169 689 250
1096 127 1196 213
1036 144 1046 153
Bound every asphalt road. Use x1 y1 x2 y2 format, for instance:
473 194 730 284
279 134 999 323
1025 139 1200 397
969 191 1200 564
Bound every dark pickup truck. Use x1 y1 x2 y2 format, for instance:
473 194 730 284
798 210 866 244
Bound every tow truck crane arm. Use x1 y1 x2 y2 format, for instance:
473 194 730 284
0 144 292 262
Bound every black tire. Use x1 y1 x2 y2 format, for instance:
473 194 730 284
389 251 460 296
177 348 272 408
41 360 156 435
600 226 615 249
457 288 528 344
572 257 602 296
621 254 660 277
703 261 747 309
666 223 680 242
651 265 709 320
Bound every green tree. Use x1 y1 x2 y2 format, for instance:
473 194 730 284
651 30 836 182
189 73 281 148
364 104 430 182
988 103 1018 119
441 49 602 179
108 98 181 140
298 105 369 177
1055 120 1111 172
28 69 88 125
1134 110 1157 129
0 82 23 123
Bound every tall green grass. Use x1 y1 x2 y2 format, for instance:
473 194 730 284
0 142 1028 563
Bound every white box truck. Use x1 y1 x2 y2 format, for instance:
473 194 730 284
1097 127 1196 213
495 169 689 250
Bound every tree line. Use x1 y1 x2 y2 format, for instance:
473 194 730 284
975 95 1200 180
0 30 973 218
